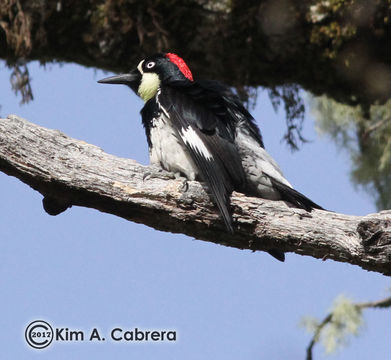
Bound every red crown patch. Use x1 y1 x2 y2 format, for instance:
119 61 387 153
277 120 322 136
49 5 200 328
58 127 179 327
166 53 194 81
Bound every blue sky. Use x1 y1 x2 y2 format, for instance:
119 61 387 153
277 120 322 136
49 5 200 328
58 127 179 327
1 60 390 359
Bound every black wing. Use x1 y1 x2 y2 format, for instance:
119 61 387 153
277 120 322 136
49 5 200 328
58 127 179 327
196 79 265 148
195 80 323 212
158 85 246 231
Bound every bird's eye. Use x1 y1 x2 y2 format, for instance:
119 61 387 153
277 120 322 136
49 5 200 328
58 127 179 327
146 61 155 69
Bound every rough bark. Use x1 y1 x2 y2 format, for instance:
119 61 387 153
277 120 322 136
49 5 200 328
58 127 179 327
1 0 391 107
1 115 391 275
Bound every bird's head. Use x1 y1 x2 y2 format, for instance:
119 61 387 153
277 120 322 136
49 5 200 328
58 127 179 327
98 53 193 102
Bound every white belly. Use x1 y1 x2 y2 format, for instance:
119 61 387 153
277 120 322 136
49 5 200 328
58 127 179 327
149 115 198 180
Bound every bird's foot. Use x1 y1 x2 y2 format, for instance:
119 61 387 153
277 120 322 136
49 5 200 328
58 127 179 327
143 165 175 182
180 179 189 193
172 172 190 192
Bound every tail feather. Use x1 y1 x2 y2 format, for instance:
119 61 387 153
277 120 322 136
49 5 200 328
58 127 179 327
270 178 323 211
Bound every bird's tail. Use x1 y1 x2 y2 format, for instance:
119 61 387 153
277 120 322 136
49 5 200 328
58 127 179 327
257 178 323 263
270 178 323 211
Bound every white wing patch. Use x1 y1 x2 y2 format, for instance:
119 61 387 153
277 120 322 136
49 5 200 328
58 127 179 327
180 126 213 160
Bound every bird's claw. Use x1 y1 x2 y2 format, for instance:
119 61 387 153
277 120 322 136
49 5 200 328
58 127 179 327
180 179 189 193
143 172 152 182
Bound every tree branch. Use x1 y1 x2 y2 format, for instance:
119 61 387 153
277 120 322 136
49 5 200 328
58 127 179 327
1 0 391 106
305 295 391 360
1 115 391 275
306 313 333 360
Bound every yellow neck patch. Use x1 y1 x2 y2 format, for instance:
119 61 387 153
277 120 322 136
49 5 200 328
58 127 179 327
138 73 160 102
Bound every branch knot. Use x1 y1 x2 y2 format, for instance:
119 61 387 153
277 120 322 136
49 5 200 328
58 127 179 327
357 218 391 250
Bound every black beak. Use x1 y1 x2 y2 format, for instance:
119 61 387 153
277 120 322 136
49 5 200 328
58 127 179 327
98 69 141 92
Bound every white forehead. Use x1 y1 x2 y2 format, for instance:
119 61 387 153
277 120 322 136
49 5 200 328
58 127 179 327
137 60 144 74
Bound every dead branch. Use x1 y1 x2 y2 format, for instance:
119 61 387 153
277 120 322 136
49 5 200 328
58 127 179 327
1 115 391 275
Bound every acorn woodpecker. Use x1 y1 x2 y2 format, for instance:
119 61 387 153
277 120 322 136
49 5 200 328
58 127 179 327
98 53 322 261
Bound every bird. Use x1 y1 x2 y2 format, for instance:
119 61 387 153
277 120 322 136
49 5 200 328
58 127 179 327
98 52 323 261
